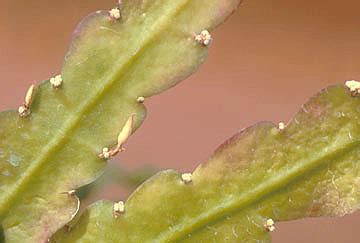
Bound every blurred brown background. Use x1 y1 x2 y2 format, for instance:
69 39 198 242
1 0 360 242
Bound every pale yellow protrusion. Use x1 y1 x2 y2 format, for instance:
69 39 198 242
345 80 360 95
25 84 35 107
278 122 285 131
50 74 63 88
113 201 125 217
18 84 35 117
109 8 121 20
117 114 135 148
98 115 135 160
195 30 212 46
181 173 193 184
137 96 145 103
264 218 275 232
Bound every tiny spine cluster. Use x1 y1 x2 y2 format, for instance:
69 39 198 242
195 30 212 46
264 218 275 232
50 74 63 88
113 201 125 218
345 80 360 96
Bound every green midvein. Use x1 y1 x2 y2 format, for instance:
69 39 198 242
157 140 360 242
0 0 190 217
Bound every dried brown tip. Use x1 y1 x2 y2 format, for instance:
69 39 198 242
113 201 125 218
181 173 193 184
264 218 275 232
195 30 212 46
64 224 72 233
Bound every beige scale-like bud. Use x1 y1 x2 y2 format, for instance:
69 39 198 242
25 84 35 107
99 115 135 159
18 84 35 117
117 114 135 148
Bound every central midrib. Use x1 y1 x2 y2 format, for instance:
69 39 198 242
157 139 360 242
0 0 190 217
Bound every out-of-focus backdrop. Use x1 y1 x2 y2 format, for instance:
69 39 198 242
1 0 360 242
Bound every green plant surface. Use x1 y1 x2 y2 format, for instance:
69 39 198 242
76 164 158 201
53 84 360 242
0 1 241 242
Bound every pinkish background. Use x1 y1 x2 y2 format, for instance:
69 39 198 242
1 0 360 242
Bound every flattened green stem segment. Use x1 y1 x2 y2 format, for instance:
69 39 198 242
53 85 360 242
0 0 241 242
